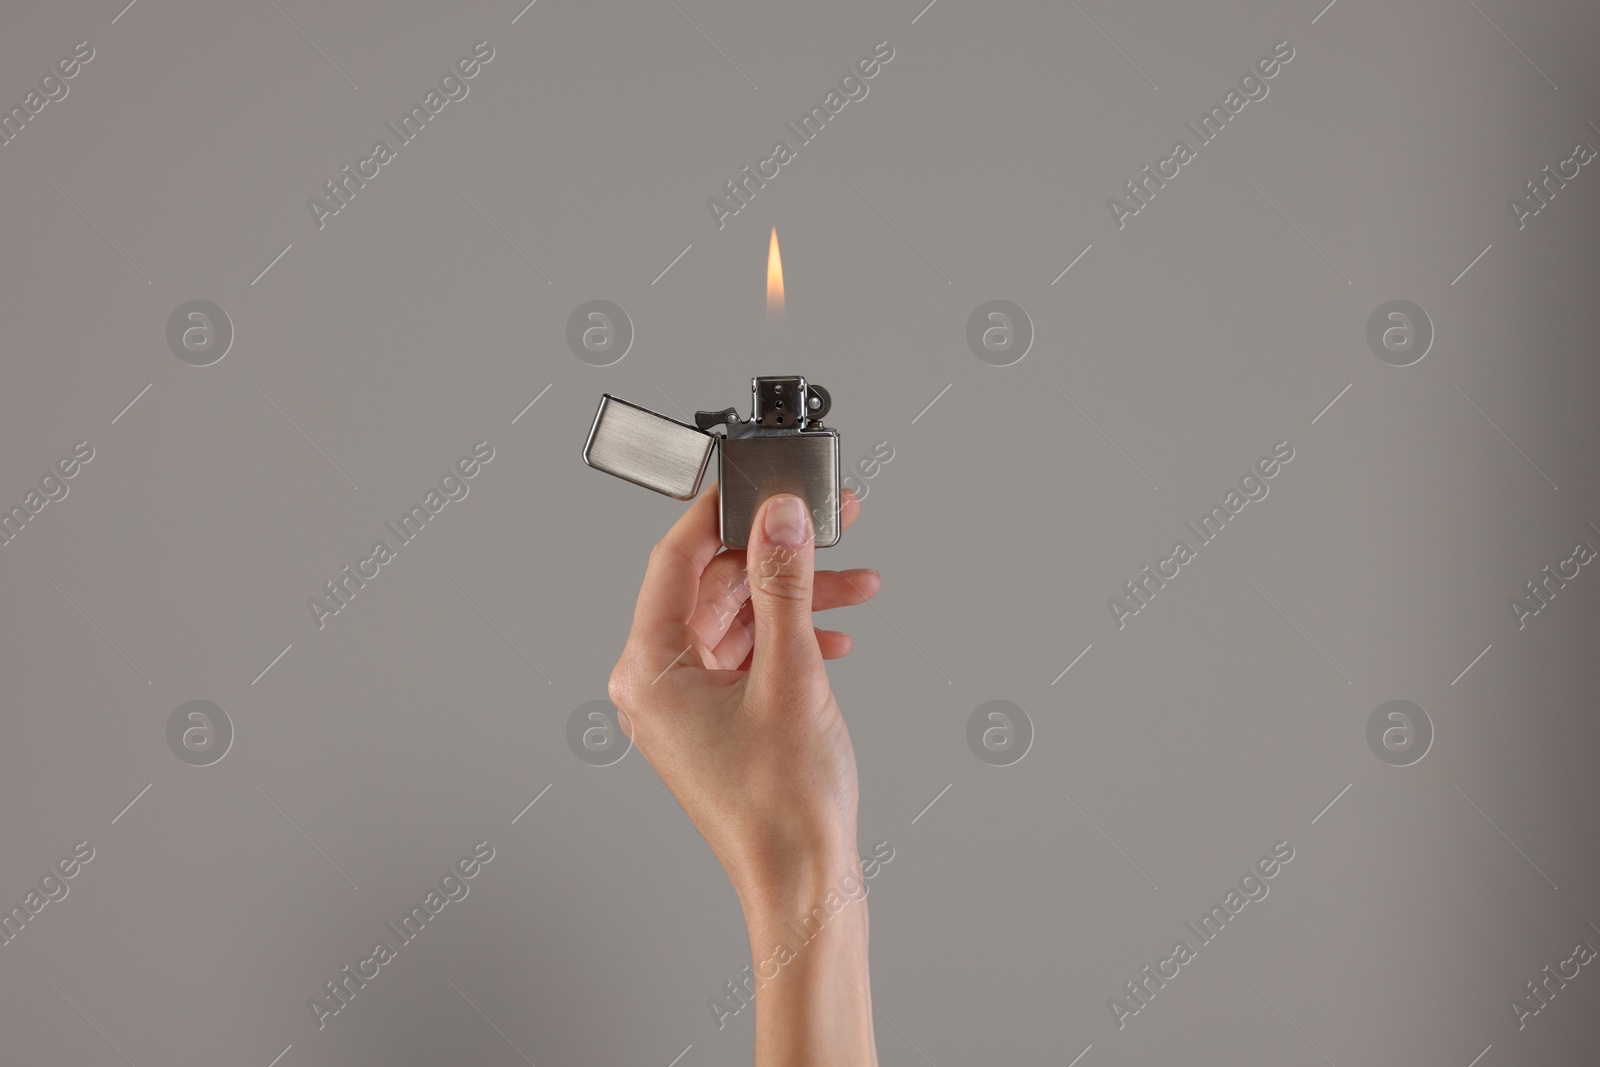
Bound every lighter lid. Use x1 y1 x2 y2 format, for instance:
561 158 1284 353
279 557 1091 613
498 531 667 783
582 395 716 500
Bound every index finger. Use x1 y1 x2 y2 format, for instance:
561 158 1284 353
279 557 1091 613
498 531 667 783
626 482 725 661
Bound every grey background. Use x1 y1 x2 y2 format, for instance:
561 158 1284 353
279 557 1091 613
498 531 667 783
2 0 1598 1064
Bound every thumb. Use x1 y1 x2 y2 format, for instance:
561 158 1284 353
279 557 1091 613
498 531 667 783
746 493 824 688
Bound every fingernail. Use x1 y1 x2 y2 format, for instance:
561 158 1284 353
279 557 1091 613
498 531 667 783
763 495 809 546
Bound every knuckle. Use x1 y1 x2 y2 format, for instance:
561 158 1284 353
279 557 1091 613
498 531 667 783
753 553 810 603
648 539 691 573
607 664 638 710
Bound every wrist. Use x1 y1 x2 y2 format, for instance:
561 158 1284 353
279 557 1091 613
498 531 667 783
736 839 865 927
740 844 872 993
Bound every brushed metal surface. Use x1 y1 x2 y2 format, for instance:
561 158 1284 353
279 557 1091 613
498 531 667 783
719 430 841 549
582 395 715 499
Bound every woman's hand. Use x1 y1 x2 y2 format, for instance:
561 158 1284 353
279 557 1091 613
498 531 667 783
607 484 881 1065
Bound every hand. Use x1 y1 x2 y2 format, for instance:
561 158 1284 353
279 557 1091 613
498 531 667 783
608 483 877 904
608 484 881 1065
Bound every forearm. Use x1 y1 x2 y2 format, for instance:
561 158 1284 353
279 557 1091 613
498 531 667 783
741 858 878 1067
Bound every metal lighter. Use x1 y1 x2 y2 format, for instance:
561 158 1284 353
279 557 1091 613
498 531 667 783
582 375 841 549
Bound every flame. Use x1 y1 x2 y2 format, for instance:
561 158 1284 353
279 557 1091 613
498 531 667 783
766 227 785 320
